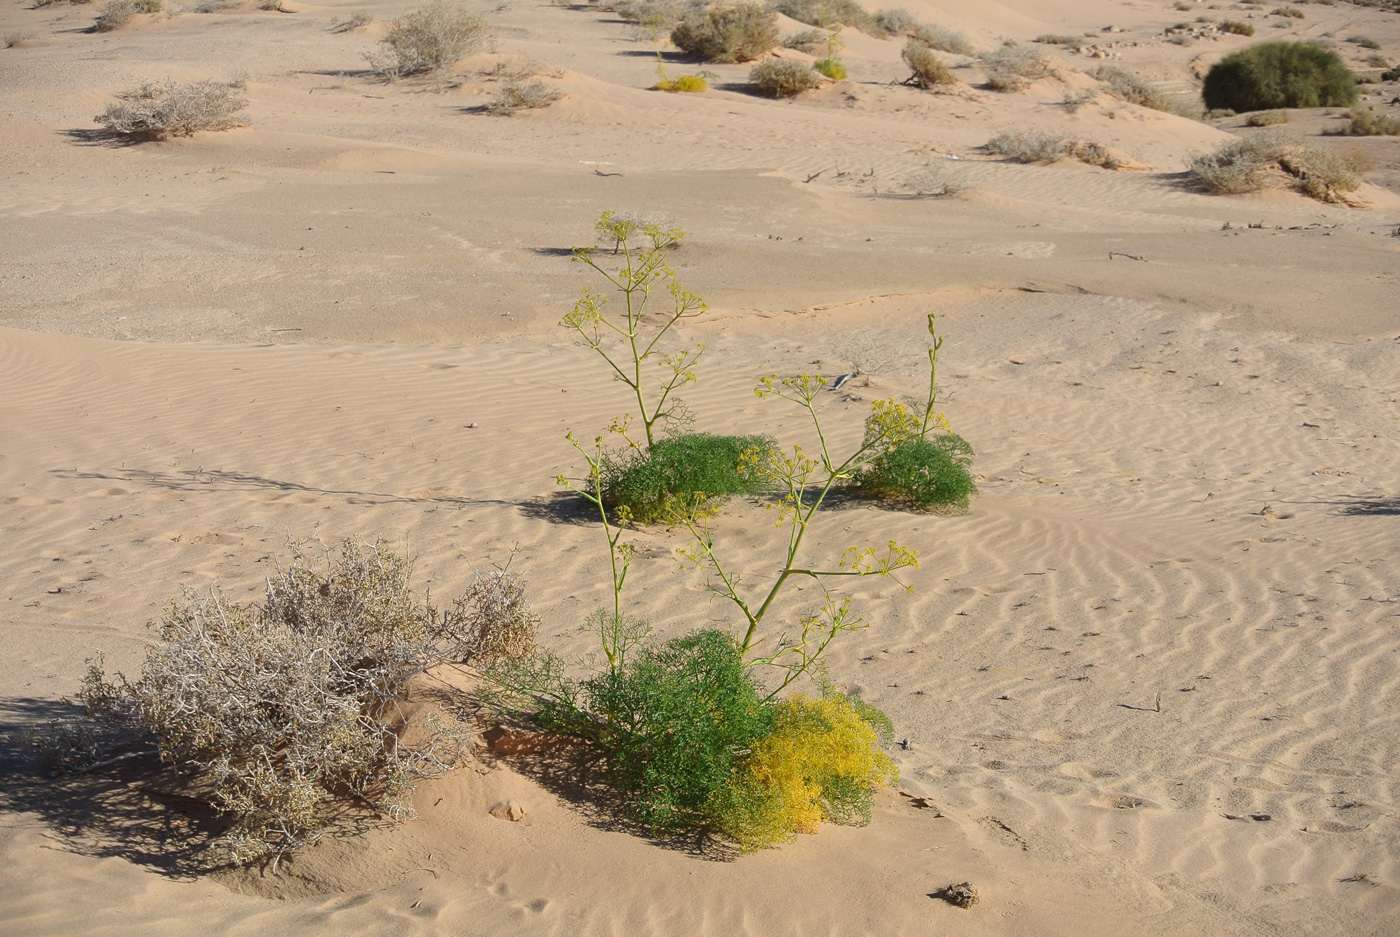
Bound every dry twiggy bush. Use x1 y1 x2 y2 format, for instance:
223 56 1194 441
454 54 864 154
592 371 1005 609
749 58 822 97
902 39 955 89
94 79 246 138
981 43 1052 91
30 539 539 868
1189 129 1364 202
487 79 562 112
92 0 160 31
368 1 490 78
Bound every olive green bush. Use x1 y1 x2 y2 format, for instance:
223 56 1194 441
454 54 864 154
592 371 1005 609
902 39 955 89
670 2 777 63
1336 108 1400 135
1202 42 1357 111
858 433 976 511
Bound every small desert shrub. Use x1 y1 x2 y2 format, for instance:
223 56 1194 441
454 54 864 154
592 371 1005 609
985 129 1067 162
858 433 976 510
1189 128 1363 201
713 690 897 851
1272 5 1304 16
902 39 955 89
671 3 777 63
1062 88 1096 111
871 8 915 37
1220 20 1255 35
4 31 36 47
543 629 775 834
1385 66 1400 82
898 162 964 197
330 10 373 31
654 72 708 91
813 57 846 79
749 57 823 96
370 1 490 78
907 22 974 56
488 79 562 112
1336 108 1400 134
95 80 246 139
1347 35 1381 50
1202 42 1358 111
783 28 827 53
617 0 684 27
32 540 539 866
1066 139 1123 169
1036 33 1085 49
1093 65 1171 111
982 42 1053 92
600 433 774 523
92 0 159 31
774 0 873 33
1245 108 1290 125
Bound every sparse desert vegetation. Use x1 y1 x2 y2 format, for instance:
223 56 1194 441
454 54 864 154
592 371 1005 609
902 39 956 89
368 1 490 79
95 79 246 138
981 42 1054 92
1189 128 1364 201
749 57 823 96
670 2 777 63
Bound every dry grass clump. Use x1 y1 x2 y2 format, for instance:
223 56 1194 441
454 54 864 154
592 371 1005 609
330 10 373 31
488 79 562 112
901 39 955 89
95 79 246 139
1189 129 1364 201
4 31 37 47
1335 108 1400 135
1221 20 1255 35
981 43 1053 92
92 0 160 30
774 0 873 33
1093 65 1170 110
986 130 1124 169
671 2 777 63
870 8 915 36
368 1 490 79
617 0 684 28
907 22 974 55
897 162 964 198
1245 108 1290 125
783 27 827 53
749 58 822 96
29 540 539 868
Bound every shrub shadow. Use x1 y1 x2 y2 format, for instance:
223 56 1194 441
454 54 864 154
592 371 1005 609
1334 496 1400 516
60 128 149 148
515 490 597 526
0 697 224 879
500 741 741 861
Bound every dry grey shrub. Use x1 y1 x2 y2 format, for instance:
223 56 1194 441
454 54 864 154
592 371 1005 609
981 43 1053 92
986 130 1122 169
368 1 490 79
1062 88 1096 112
671 2 778 63
4 31 37 47
1245 108 1290 126
95 80 246 139
749 58 822 97
902 39 955 89
488 79 562 112
30 539 540 868
906 22 974 56
898 162 964 197
330 10 373 31
1189 129 1364 202
783 27 827 53
92 0 160 31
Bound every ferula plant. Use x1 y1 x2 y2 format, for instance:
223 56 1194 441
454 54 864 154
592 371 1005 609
562 211 705 450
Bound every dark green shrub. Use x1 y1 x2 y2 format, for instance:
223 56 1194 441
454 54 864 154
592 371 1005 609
600 433 774 523
858 432 976 511
557 629 775 834
1383 66 1400 82
671 2 778 63
1202 42 1358 112
749 58 823 96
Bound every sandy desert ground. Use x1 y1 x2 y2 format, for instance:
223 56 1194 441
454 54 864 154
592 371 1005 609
2 0 1399 933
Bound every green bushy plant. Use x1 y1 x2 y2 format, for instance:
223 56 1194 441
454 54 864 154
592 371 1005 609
368 1 489 78
600 432 776 523
32 540 539 867
654 72 709 91
749 58 823 96
671 2 777 63
1202 41 1357 111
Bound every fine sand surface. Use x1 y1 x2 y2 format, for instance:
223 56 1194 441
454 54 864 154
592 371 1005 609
2 0 1399 934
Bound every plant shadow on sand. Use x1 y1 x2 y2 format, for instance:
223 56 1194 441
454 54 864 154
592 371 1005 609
0 696 422 881
491 736 742 861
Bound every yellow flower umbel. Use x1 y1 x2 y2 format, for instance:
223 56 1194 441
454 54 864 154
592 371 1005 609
714 690 898 852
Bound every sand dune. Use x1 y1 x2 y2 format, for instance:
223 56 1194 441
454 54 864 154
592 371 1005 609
2 0 1399 933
